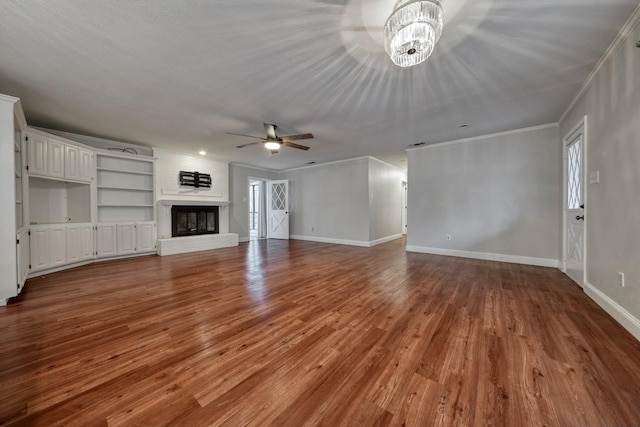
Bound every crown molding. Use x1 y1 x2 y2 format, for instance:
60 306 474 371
282 156 370 173
559 5 640 123
229 162 279 173
405 123 559 152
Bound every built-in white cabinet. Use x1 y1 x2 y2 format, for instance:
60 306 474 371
137 221 156 252
47 139 65 179
66 223 94 263
30 223 94 273
116 223 137 255
16 229 30 293
30 226 50 272
65 145 93 182
97 221 156 259
96 223 118 258
26 132 92 183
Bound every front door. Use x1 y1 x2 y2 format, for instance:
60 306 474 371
565 122 586 286
268 179 289 239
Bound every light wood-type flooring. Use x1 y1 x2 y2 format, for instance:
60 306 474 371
1 238 640 426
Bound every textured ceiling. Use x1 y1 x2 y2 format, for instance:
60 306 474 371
0 0 638 170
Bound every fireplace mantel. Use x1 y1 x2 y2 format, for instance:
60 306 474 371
157 199 230 207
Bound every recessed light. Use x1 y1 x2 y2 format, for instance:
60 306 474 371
459 124 469 128
198 151 206 156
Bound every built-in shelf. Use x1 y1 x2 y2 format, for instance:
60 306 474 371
98 186 153 192
97 167 153 175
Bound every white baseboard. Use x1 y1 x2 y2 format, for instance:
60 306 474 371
158 233 239 256
584 281 640 341
291 235 370 247
405 245 561 268
1 298 7 307
370 234 403 247
291 234 403 248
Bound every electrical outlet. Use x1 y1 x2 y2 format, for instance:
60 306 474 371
446 235 452 241
619 272 625 287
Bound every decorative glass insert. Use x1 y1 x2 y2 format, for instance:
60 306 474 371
567 138 582 210
271 183 286 210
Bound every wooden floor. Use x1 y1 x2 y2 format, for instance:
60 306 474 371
1 239 640 426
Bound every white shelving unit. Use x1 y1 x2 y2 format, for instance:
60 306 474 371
96 152 155 223
14 133 23 230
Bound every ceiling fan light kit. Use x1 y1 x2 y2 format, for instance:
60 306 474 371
226 123 314 154
384 0 443 67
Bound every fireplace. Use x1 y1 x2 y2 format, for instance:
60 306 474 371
171 205 219 237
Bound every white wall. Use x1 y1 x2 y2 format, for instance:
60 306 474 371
283 158 371 244
229 164 277 240
406 125 562 266
0 95 17 302
560 20 640 332
154 148 230 238
368 158 405 242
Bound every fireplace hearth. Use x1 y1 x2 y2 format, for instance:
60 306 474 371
171 205 219 237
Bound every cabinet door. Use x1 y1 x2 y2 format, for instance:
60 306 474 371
79 149 93 182
30 226 50 272
117 223 136 255
136 222 156 253
18 229 30 287
48 139 65 179
27 134 48 176
49 225 67 267
96 223 117 258
65 145 80 181
66 224 82 264
80 225 94 260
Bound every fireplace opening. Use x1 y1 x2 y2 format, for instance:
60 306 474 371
171 205 219 237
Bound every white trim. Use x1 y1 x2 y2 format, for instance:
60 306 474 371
0 298 7 307
283 156 370 173
14 99 27 131
230 162 278 173
559 6 640 123
239 236 250 243
406 123 559 152
0 94 20 103
291 235 370 247
584 282 640 342
93 252 157 263
370 234 403 247
405 245 561 268
27 260 96 278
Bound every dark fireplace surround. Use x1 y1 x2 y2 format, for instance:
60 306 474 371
171 205 219 238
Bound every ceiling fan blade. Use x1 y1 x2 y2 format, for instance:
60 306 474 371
236 141 262 149
283 141 310 151
264 123 278 140
225 132 265 140
281 133 314 141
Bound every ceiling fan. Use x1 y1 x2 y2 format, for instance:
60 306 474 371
226 123 314 154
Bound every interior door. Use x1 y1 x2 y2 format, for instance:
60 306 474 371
268 179 289 239
565 127 586 286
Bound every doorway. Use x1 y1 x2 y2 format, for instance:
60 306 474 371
563 117 587 287
249 178 267 240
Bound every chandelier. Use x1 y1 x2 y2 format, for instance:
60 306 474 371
383 0 444 67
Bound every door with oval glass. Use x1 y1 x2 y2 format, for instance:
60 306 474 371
564 120 586 287
268 179 289 239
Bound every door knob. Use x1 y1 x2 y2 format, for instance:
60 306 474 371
576 215 585 221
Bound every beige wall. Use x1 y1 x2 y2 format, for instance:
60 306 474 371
560 21 640 323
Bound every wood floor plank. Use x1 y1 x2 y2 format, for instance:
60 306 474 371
1 238 640 426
